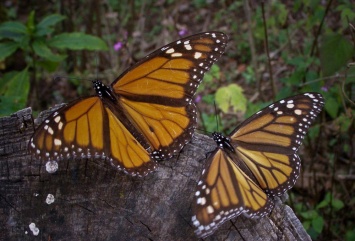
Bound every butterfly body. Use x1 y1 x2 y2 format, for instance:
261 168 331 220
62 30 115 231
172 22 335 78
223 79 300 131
212 132 234 153
29 32 228 177
192 92 324 238
93 80 117 102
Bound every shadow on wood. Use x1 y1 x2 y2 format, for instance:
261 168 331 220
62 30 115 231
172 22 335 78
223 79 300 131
0 107 310 241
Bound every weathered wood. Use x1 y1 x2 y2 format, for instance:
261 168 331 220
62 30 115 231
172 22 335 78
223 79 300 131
0 107 310 241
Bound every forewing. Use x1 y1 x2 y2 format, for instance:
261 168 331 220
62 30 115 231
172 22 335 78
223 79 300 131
112 32 228 157
29 97 156 177
230 92 324 195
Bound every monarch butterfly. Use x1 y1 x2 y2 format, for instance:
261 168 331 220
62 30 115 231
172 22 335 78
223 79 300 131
192 92 324 238
29 32 228 177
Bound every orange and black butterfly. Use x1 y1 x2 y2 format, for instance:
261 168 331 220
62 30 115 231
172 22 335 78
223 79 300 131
192 92 324 238
29 32 228 177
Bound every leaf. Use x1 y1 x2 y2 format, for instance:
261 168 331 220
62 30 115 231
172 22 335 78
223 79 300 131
300 210 318 220
0 21 28 42
345 65 355 84
316 198 329 209
345 230 355 241
201 113 218 133
0 71 17 90
316 192 331 209
215 84 246 114
320 34 354 77
332 199 344 211
1 69 29 97
203 64 221 83
36 14 66 36
302 220 311 230
244 101 268 119
32 39 66 62
311 216 324 234
0 42 19 61
37 60 61 73
0 69 30 116
26 10 36 34
337 5 355 29
324 96 339 119
197 64 221 94
48 33 108 51
202 93 215 105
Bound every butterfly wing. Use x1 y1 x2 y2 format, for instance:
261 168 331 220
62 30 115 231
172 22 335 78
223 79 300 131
30 32 227 176
230 92 324 195
29 96 156 176
192 92 324 238
112 32 228 158
192 148 274 238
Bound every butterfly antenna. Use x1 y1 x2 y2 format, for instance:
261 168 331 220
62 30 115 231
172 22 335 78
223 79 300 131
195 103 212 135
94 55 100 81
214 101 220 132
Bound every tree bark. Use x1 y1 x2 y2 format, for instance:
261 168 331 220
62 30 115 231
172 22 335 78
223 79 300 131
0 107 311 241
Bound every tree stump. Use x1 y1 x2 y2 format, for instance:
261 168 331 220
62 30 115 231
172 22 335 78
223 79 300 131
0 107 311 240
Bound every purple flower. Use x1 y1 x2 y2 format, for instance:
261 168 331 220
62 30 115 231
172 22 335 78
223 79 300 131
321 86 329 92
113 42 123 51
195 94 202 103
178 29 188 37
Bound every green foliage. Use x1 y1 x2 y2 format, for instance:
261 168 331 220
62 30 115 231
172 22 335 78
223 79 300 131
0 42 18 60
335 111 354 134
346 230 355 241
297 192 345 239
198 64 222 95
320 34 354 77
335 3 355 29
285 56 316 85
0 12 108 64
316 192 344 210
0 69 29 115
48 33 108 51
215 84 247 114
36 14 66 36
244 100 269 119
201 112 218 133
324 95 339 119
241 65 255 84
0 11 108 116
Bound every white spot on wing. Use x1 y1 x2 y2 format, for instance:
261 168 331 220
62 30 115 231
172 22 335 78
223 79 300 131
207 205 214 214
166 48 174 54
54 138 62 146
171 52 182 57
294 109 302 115
194 52 202 59
185 44 192 50
54 116 61 123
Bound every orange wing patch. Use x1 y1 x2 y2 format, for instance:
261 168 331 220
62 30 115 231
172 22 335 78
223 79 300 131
63 97 104 149
120 97 191 150
236 146 293 190
113 57 192 99
105 106 153 172
193 149 273 235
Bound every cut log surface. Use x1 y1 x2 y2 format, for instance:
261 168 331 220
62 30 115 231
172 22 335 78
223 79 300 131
0 107 311 241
